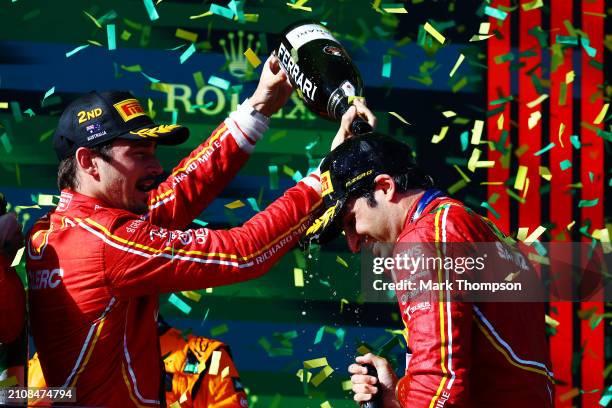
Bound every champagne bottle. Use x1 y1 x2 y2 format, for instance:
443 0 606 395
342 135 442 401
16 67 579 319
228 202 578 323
277 21 373 135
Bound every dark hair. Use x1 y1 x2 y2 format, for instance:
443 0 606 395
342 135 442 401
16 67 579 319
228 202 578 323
57 143 113 190
360 169 434 208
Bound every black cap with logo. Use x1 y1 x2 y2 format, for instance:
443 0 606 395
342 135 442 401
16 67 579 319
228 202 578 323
52 91 189 160
304 133 431 244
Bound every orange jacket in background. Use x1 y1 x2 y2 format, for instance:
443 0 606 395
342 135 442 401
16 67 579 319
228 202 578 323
161 328 248 408
29 328 249 408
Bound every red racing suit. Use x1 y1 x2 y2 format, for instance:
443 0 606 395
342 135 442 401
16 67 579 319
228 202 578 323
394 194 554 407
26 101 322 407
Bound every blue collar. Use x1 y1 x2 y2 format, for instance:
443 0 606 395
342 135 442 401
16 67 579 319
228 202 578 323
410 189 444 224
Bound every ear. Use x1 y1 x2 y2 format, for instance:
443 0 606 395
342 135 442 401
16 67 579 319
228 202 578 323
373 174 396 202
75 147 99 179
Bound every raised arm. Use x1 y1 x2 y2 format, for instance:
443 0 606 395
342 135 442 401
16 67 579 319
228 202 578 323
99 174 321 298
147 55 293 229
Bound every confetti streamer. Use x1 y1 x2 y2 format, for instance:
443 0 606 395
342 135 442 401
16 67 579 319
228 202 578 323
570 135 581 149
336 256 348 268
296 369 313 383
294 268 304 287
522 0 543 11
471 120 484 145
304 357 328 369
11 247 25 267
522 226 547 245
310 365 334 387
181 291 201 302
484 6 508 20
0 102 7 109
269 165 279 190
320 402 332 408
556 35 578 45
382 3 408 13
517 227 529 242
526 94 548 108
208 351 221 375
423 22 445 44
168 293 191 314
388 111 410 125
453 165 470 182
107 24 116 50
514 166 528 190
142 0 160 21
37 194 56 206
42 86 55 102
225 200 244 209
533 142 555 156
140 71 160 83
580 37 597 58
287 0 312 12
467 148 495 172
83 10 102 28
528 111 541 129
600 385 612 406
431 126 449 144
559 160 572 171
175 28 198 43
210 3 235 18
66 44 89 58
381 54 392 78
208 75 230 90
539 166 552 181
246 197 260 212
451 77 468 93
190 10 213 19
578 198 599 208
0 133 13 153
121 64 142 72
334 299 348 315
121 30 132 41
192 219 208 227
210 323 229 336
442 110 456 118
481 202 500 219
179 43 196 64
244 48 261 68
469 22 494 41
560 388 580 402
593 103 609 124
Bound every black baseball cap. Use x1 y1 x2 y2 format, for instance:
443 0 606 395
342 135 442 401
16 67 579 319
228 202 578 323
304 133 430 244
52 91 189 160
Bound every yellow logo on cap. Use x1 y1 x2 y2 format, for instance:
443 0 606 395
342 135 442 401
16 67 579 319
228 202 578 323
114 98 145 122
130 124 181 138
77 107 103 124
320 170 334 197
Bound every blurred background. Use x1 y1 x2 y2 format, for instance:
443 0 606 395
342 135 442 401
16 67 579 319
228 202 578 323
0 0 609 406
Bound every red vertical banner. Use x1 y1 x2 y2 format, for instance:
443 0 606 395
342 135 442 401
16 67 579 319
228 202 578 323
518 0 541 232
580 0 605 406
487 0 511 235
549 1 574 405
